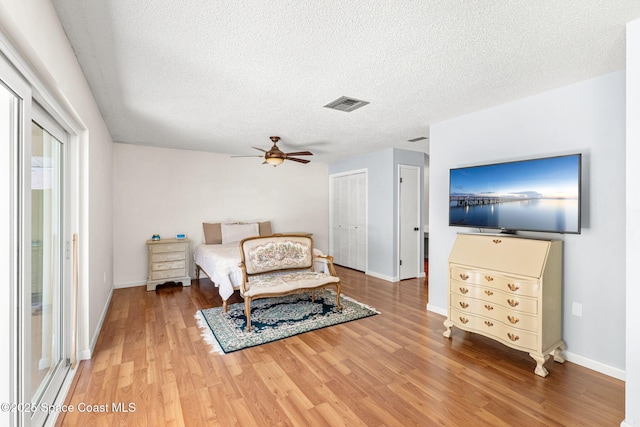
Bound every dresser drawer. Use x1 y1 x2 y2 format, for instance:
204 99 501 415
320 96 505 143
451 267 539 297
451 281 538 314
150 242 186 254
450 293 538 331
152 251 186 262
450 307 538 351
151 268 187 280
151 260 186 272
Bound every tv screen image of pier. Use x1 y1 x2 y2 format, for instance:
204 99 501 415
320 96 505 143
449 154 581 233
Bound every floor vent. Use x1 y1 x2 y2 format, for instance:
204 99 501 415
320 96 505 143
323 96 370 112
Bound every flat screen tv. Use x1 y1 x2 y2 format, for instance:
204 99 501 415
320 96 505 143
449 154 581 234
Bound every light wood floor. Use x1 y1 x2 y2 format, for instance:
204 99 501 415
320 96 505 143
57 266 624 426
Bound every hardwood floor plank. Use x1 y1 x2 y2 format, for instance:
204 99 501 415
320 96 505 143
56 266 624 426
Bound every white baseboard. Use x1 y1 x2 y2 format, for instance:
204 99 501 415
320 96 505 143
79 286 114 360
425 304 625 381
114 280 146 289
365 270 398 282
563 350 625 381
426 303 447 316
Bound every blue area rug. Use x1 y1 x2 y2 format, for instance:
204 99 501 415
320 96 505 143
195 292 379 354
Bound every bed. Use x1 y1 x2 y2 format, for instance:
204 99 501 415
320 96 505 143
194 221 327 310
194 242 245 306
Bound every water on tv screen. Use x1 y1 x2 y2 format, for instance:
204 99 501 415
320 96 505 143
449 154 581 234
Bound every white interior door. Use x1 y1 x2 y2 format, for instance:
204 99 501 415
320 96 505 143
399 165 420 280
329 171 367 271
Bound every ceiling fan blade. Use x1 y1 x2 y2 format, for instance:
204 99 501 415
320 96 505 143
285 151 313 156
252 147 267 153
231 155 263 158
286 157 311 164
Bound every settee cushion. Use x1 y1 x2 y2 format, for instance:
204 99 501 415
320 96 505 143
243 271 340 297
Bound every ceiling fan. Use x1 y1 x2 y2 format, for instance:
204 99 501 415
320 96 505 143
233 136 313 166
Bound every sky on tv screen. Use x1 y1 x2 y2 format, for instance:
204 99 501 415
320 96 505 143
450 155 580 199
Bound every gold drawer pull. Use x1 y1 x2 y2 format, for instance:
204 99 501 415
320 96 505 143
507 315 519 324
459 273 469 281
507 333 519 341
508 283 520 292
459 287 469 294
459 317 469 324
484 321 494 327
507 299 519 307
459 301 469 309
492 239 502 244
484 290 494 296
484 275 494 282
484 304 494 311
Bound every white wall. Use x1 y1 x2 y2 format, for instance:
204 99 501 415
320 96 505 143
429 71 626 377
0 0 113 359
112 143 329 287
624 18 640 427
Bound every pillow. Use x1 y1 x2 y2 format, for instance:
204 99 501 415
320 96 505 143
221 222 259 244
202 222 222 244
259 221 273 236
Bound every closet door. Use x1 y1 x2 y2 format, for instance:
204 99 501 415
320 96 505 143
330 171 366 271
351 173 366 271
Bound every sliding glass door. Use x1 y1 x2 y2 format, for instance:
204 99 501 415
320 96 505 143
29 118 68 421
1 52 73 426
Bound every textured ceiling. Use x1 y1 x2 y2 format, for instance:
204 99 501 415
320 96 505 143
52 1 639 163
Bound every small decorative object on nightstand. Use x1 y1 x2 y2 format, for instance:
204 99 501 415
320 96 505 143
146 238 191 291
151 234 160 241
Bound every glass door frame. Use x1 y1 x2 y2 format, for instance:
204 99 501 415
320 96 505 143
1 40 82 426
27 105 71 426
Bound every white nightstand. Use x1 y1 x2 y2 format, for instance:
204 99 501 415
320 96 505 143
146 238 191 291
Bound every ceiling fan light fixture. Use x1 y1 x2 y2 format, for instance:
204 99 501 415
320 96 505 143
265 157 284 166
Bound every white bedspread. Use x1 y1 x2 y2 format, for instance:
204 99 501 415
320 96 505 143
194 243 329 302
194 243 243 301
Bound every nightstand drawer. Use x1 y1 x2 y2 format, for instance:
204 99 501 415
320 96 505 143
152 251 186 262
150 242 186 254
151 268 186 280
151 260 185 271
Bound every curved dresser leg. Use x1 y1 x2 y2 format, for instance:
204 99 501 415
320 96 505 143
530 352 550 377
443 319 454 338
552 342 566 364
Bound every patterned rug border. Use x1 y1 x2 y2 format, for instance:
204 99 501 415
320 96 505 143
195 292 379 355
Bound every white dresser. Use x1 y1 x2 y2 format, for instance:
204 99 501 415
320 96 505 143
443 233 565 377
146 238 191 291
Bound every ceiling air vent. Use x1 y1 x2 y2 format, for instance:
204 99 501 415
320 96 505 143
408 136 428 142
323 96 370 112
